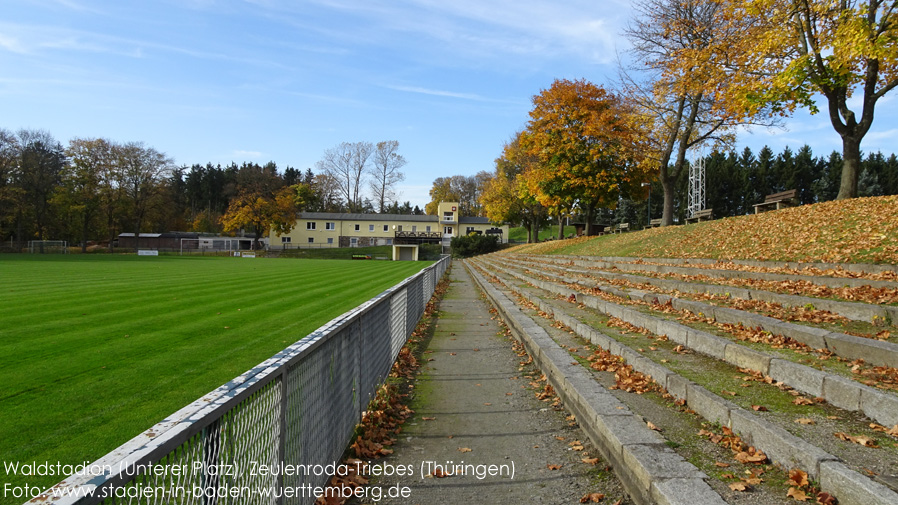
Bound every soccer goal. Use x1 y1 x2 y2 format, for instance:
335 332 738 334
28 240 68 254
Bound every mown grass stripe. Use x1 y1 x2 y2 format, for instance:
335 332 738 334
0 255 430 494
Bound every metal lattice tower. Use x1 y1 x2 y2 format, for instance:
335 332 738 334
687 156 706 219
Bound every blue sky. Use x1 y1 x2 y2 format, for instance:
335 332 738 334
3 0 897 209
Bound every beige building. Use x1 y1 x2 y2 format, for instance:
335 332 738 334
270 202 508 249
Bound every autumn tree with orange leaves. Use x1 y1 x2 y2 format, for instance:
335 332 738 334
622 0 777 226
480 131 547 243
681 0 898 200
521 79 652 237
221 184 308 249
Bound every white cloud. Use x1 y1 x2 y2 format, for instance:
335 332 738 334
386 85 487 101
0 33 27 54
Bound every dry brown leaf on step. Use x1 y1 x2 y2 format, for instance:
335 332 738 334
816 491 837 505
458 447 472 453
582 457 599 465
795 418 816 425
729 482 749 492
787 487 809 501
788 469 809 488
646 421 661 431
547 464 563 470
579 493 605 503
752 405 769 412
715 462 730 468
421 416 436 421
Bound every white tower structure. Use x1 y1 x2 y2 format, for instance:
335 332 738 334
687 156 706 219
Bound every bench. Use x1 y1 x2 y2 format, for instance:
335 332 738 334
649 218 662 228
615 223 630 234
753 189 798 213
685 208 713 224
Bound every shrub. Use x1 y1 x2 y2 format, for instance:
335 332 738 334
451 234 500 258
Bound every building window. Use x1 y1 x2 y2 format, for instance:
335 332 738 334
326 222 335 230
308 237 314 243
443 211 454 221
397 225 403 232
386 239 393 245
306 222 316 230
412 225 417 232
354 224 360 231
281 236 291 243
383 225 388 232
350 237 358 246
466 227 475 234
327 237 334 244
426 226 431 232
369 224 375 232
444 226 453 235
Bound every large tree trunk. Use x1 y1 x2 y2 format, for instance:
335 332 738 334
660 174 677 226
836 135 861 200
584 203 595 236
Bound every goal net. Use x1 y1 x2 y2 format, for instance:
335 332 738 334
29 240 68 254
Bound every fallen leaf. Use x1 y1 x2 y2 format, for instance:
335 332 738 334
715 462 730 468
458 447 472 453
787 487 809 501
580 492 605 503
729 482 749 492
816 491 837 505
432 468 449 478
788 469 809 488
647 421 661 431
582 457 599 465
752 405 769 412
422 416 436 421
722 390 737 396
547 464 563 470
555 436 566 441
795 418 816 425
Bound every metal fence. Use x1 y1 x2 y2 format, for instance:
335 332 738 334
30 256 450 505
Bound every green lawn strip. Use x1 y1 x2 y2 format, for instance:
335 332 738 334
507 225 576 243
0 255 429 493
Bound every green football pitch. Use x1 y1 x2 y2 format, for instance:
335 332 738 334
0 254 431 496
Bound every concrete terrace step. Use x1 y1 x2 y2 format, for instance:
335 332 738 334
478 257 898 428
512 255 898 328
465 261 729 505
470 258 898 505
504 256 898 369
517 254 898 292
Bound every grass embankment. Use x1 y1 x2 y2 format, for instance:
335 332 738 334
0 255 429 495
508 225 576 242
510 195 898 264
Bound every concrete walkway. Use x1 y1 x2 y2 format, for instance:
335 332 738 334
373 262 627 505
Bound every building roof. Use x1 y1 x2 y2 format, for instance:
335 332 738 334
296 212 495 225
298 212 437 222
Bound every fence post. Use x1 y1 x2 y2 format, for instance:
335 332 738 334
201 420 221 505
278 369 288 505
